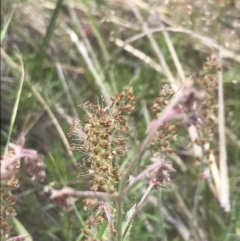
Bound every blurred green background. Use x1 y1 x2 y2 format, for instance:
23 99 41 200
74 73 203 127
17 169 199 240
1 0 240 240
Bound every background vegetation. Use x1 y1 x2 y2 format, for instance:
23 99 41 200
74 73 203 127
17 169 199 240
1 0 240 240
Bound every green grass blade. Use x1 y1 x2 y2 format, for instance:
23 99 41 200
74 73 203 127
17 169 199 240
1 11 14 44
12 217 33 241
97 219 108 239
122 204 136 240
82 0 118 92
4 54 24 155
33 0 63 80
225 189 240 241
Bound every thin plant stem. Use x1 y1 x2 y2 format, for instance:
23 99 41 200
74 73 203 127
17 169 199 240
1 48 77 165
32 0 63 81
4 54 24 155
64 25 110 103
127 0 178 90
123 161 162 196
55 62 78 118
82 0 118 93
1 11 14 44
157 189 167 241
26 79 77 165
122 181 155 239
73 191 118 200
114 27 240 63
188 178 205 241
154 8 185 83
218 52 230 212
116 198 123 241
117 156 162 240
224 188 240 241
68 6 105 81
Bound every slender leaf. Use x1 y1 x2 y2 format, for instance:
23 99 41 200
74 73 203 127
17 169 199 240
97 219 108 239
4 54 24 155
12 218 33 241
1 11 14 44
122 204 136 241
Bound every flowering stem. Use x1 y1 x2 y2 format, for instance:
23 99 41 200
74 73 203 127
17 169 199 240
122 180 156 239
116 198 123 241
119 81 192 194
122 161 162 196
157 189 167 241
74 190 118 200
188 178 204 241
117 82 192 240
118 162 163 241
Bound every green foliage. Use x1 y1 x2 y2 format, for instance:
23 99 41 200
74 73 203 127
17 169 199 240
12 218 33 241
225 189 240 241
1 0 240 241
1 11 14 44
122 204 136 241
96 220 108 239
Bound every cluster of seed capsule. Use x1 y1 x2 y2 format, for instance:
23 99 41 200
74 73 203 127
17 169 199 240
151 85 177 157
81 211 115 241
151 84 175 115
69 101 124 195
198 56 219 140
68 87 135 240
0 151 20 239
193 56 220 164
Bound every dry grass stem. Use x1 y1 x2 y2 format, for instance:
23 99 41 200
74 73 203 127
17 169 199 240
65 25 111 104
217 53 230 212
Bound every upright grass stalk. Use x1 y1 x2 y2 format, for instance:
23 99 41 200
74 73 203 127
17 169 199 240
26 79 77 165
188 178 205 241
48 152 85 239
81 0 118 93
157 189 167 241
68 5 105 82
127 0 178 90
32 0 63 81
1 11 14 44
64 25 111 103
218 52 230 212
68 5 113 97
4 54 24 155
1 48 77 165
224 188 240 241
154 9 185 83
122 181 156 240
55 62 78 118
111 37 163 74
